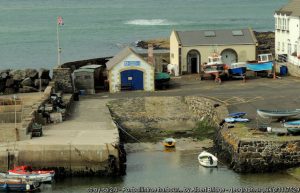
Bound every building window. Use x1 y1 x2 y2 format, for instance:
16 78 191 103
278 42 280 51
278 18 281 30
282 42 285 52
295 44 298 53
275 17 277 29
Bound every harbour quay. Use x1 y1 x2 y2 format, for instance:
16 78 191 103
0 91 125 176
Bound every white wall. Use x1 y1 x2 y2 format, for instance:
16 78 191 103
108 53 154 93
275 13 300 58
170 30 180 75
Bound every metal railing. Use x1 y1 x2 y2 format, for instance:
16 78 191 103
277 54 300 66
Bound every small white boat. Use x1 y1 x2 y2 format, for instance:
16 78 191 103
198 151 218 167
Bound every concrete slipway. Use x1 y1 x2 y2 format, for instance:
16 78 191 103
0 98 121 175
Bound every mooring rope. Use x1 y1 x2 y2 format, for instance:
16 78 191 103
113 120 142 143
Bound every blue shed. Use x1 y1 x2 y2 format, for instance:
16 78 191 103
106 47 155 93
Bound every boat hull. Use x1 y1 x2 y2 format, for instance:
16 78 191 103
283 120 300 128
287 127 300 135
257 109 300 119
0 178 41 192
8 172 53 183
246 61 273 71
163 138 176 148
198 151 218 167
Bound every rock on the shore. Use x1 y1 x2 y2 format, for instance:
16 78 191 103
39 68 51 79
19 86 39 93
21 77 34 87
34 79 50 87
11 69 26 81
25 69 39 79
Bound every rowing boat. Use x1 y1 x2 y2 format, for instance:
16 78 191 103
283 120 300 128
198 151 218 167
257 109 300 119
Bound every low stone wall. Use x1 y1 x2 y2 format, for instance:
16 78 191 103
215 124 300 173
184 96 228 126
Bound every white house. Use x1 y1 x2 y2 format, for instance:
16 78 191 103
106 47 155 93
274 0 300 64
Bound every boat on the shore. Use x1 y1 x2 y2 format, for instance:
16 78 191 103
287 127 300 135
246 53 273 72
198 151 218 167
225 117 249 123
283 120 300 128
163 138 176 148
155 72 170 89
8 166 55 183
228 112 246 118
257 109 300 119
202 53 226 83
227 62 247 77
0 176 41 192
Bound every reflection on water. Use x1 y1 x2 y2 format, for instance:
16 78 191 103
41 150 299 192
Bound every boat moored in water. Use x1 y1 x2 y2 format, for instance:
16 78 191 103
163 138 176 148
0 176 41 192
8 166 55 183
198 151 218 167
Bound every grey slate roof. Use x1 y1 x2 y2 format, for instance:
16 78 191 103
175 28 257 47
275 0 300 16
106 47 150 70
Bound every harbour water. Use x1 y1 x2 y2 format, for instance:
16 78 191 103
0 0 288 70
41 150 299 192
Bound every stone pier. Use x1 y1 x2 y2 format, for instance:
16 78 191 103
0 97 123 176
215 123 300 173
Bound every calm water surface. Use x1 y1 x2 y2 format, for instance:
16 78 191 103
0 0 289 69
40 150 300 192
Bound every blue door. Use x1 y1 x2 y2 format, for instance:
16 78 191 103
121 70 144 90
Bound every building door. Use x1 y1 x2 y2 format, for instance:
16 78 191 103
121 70 144 90
187 50 201 74
221 49 238 65
191 58 197 73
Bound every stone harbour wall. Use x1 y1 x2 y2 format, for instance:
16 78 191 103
184 96 228 126
52 68 73 93
216 126 300 173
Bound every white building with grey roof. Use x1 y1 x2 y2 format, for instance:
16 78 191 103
274 0 300 64
170 28 257 75
106 47 155 93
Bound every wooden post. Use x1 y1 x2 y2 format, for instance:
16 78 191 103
273 61 276 79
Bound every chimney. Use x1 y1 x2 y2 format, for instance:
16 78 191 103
148 44 154 65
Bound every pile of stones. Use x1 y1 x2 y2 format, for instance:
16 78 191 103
0 68 51 94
